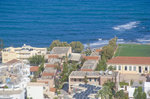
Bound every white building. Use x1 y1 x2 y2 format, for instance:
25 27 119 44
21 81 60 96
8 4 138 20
127 87 135 99
27 83 44 99
107 56 150 74
0 59 30 99
144 82 150 99
0 89 25 99
2 44 47 63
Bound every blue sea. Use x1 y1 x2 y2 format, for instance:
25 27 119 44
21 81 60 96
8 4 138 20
0 0 150 48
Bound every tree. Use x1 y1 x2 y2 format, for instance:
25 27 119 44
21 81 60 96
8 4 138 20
96 58 107 71
101 37 118 60
109 37 117 50
39 62 44 72
133 87 147 99
70 41 84 53
102 45 114 60
97 80 128 99
54 77 60 89
84 76 88 84
103 80 116 98
49 40 70 51
97 88 107 99
130 80 134 86
84 42 91 56
103 81 115 90
49 40 61 50
115 90 128 99
139 80 143 84
108 66 114 71
28 55 45 66
97 86 112 99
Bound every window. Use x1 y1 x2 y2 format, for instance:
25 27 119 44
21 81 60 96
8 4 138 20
145 67 148 71
125 66 127 71
74 79 76 82
89 78 92 81
94 78 97 82
118 66 121 70
79 79 81 82
129 66 132 71
134 66 136 71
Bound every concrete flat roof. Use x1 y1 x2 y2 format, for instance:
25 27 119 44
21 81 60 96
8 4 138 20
51 47 71 54
81 60 98 70
69 53 81 61
70 71 118 78
70 71 100 77
0 89 23 95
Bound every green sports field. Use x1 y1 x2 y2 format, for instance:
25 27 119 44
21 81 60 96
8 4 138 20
114 44 150 57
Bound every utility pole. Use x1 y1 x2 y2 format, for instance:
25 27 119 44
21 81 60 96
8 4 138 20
0 39 3 63
0 39 3 51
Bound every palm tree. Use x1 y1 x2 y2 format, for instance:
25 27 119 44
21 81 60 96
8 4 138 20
115 90 128 99
97 86 112 99
97 89 106 99
84 75 88 84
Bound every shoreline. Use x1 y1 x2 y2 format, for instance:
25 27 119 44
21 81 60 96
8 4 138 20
2 38 150 49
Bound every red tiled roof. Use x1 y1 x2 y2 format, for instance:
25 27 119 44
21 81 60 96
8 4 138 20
37 80 49 84
30 66 39 72
83 56 99 60
95 49 102 52
81 69 93 71
107 56 150 65
45 64 56 68
50 87 56 92
48 55 59 58
42 72 54 76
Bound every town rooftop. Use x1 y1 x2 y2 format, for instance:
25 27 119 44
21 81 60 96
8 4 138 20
107 56 150 65
50 47 71 54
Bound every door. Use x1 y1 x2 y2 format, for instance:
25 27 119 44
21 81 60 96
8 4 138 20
139 66 141 73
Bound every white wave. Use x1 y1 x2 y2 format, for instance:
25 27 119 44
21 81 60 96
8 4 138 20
84 40 108 48
117 39 124 41
98 38 102 41
113 21 140 31
137 39 150 42
84 38 126 48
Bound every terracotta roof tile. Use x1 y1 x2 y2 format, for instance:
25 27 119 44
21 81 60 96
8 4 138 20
45 64 56 68
30 66 39 72
107 56 150 65
42 72 54 76
83 56 99 60
50 87 56 92
81 69 93 71
95 49 102 52
48 55 59 58
37 81 49 84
